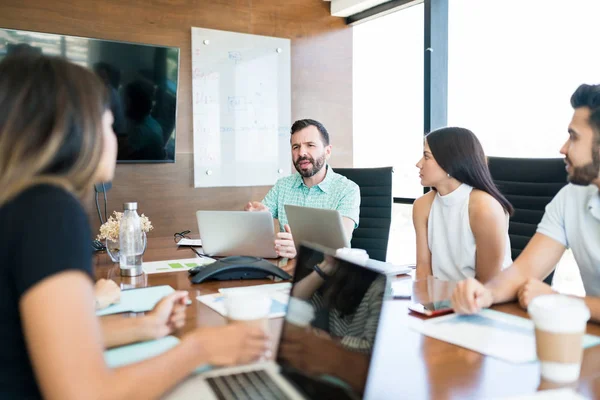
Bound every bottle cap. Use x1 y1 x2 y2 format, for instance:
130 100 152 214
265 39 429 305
123 202 138 211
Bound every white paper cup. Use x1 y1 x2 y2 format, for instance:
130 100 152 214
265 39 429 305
285 297 315 327
528 294 590 383
223 291 271 324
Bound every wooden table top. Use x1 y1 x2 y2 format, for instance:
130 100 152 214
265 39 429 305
95 237 600 399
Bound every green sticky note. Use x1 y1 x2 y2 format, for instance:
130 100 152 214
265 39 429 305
168 263 184 269
185 263 199 267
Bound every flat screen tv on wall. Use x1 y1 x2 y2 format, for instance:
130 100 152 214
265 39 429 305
0 28 180 163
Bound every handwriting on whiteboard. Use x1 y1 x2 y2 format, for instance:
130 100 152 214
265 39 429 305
191 27 291 188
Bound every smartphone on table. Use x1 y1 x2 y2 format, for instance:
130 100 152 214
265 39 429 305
408 299 453 317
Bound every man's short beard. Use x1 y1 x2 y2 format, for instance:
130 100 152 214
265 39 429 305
568 143 600 186
295 154 327 178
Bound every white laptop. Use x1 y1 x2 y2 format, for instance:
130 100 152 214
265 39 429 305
196 211 277 258
285 204 413 276
165 243 389 400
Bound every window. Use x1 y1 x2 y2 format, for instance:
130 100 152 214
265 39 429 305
353 3 425 199
387 203 417 265
0 30 88 66
447 0 592 294
448 0 600 158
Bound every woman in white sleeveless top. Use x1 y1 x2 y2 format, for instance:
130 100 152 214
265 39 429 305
413 127 513 282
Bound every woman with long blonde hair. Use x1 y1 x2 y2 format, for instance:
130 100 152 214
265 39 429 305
0 54 269 399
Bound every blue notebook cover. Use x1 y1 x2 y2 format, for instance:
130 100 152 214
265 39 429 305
97 285 175 316
104 336 212 374
105 336 180 367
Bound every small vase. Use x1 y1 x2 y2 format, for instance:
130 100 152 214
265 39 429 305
105 238 120 263
105 232 147 263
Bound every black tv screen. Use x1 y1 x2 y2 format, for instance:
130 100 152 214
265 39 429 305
0 28 179 163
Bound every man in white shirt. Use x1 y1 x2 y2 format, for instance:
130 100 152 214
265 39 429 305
451 83 600 322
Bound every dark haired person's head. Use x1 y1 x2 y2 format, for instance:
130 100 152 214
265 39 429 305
562 84 600 186
124 80 155 122
6 43 42 57
290 119 331 178
416 127 514 215
93 62 121 89
0 54 115 206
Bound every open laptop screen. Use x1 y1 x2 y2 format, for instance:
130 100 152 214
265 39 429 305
276 244 386 399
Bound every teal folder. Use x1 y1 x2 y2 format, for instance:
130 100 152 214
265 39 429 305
104 335 212 374
97 285 175 316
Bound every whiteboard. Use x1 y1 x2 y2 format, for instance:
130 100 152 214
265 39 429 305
191 27 291 188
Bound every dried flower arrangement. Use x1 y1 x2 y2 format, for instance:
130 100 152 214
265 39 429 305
97 211 154 243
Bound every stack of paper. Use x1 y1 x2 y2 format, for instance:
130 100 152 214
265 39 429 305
197 282 291 318
365 259 414 276
408 309 600 363
176 238 203 247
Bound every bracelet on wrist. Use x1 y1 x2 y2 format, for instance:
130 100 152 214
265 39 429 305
313 264 330 281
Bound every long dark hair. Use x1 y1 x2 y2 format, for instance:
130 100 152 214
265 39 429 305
293 247 379 317
426 127 514 215
322 260 378 317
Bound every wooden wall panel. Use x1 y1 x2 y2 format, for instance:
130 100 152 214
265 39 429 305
0 0 353 237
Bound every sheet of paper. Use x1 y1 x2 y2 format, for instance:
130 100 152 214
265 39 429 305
497 388 586 400
197 287 289 319
142 257 215 274
365 259 414 276
218 282 291 295
409 309 600 363
176 238 203 247
97 285 175 316
390 278 413 299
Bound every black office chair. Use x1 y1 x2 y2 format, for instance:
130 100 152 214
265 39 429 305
334 167 393 262
487 157 567 284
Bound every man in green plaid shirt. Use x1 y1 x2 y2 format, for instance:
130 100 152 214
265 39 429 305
245 119 360 262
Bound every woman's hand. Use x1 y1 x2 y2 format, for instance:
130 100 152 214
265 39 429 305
139 291 189 340
94 279 121 310
189 323 271 366
319 255 339 276
517 278 555 309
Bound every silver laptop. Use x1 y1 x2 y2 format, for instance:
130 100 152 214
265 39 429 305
196 211 277 258
285 204 413 276
165 243 388 400
285 205 350 251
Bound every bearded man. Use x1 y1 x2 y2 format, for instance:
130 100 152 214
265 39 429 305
245 119 360 260
451 84 600 323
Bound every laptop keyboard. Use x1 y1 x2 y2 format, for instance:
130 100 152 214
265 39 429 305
206 370 292 400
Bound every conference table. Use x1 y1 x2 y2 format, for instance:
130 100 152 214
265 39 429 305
95 236 600 399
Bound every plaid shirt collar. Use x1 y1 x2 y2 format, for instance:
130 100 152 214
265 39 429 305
294 164 333 194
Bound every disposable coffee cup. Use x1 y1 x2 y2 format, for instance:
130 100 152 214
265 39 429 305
528 294 590 383
285 297 315 327
223 291 271 331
